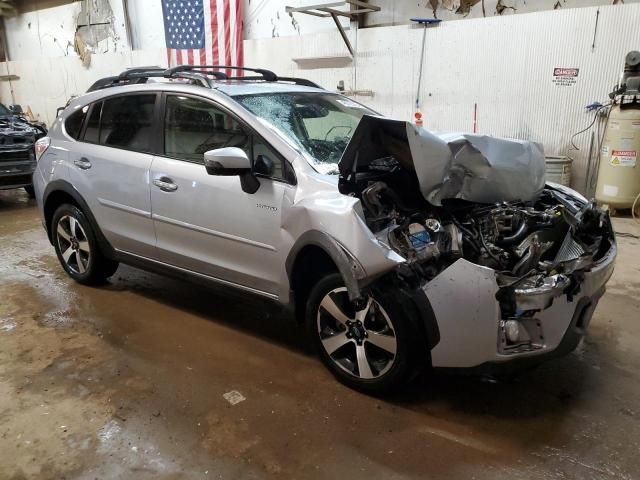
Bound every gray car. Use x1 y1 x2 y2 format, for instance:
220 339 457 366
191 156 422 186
0 103 47 197
33 66 616 393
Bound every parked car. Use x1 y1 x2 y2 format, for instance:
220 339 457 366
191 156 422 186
0 103 47 197
33 66 616 393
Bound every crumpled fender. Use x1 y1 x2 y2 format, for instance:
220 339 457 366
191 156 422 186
279 182 405 301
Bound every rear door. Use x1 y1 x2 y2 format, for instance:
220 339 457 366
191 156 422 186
150 93 294 296
68 93 158 257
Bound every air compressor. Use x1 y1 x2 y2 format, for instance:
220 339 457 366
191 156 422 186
595 51 640 210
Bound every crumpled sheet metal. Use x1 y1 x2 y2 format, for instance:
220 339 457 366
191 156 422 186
340 115 546 206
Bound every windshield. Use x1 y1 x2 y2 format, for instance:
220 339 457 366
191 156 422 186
234 92 376 174
0 104 10 116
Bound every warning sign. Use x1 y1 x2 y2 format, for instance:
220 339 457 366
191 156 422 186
611 150 637 167
553 67 579 87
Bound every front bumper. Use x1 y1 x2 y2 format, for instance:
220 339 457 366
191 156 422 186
0 147 36 190
421 241 616 369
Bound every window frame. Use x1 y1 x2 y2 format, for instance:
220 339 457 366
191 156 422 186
158 92 296 186
74 92 161 155
63 105 90 140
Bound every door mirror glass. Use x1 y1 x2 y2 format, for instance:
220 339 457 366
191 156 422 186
204 147 251 176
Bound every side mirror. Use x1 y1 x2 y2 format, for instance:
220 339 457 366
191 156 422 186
204 147 251 175
203 147 260 194
9 104 23 115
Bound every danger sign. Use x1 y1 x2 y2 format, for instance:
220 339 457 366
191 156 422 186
611 150 637 167
553 67 579 87
553 68 579 77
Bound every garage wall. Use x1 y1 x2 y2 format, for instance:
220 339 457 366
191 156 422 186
1 3 639 193
244 0 640 38
244 4 640 192
3 0 133 60
363 0 640 26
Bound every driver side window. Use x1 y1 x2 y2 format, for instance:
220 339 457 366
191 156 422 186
164 95 250 163
164 94 294 183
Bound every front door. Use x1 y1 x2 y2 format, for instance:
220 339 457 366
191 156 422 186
150 94 294 296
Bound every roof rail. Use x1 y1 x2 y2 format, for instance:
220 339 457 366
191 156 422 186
118 66 166 80
87 65 322 92
167 65 279 82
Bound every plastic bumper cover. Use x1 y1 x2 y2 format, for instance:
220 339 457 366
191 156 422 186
421 241 616 369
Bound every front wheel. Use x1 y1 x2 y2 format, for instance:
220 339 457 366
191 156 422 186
306 273 421 394
52 204 119 285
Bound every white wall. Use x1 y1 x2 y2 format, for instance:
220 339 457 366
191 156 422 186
1 3 639 193
4 0 131 60
243 0 351 39
123 0 166 50
243 0 640 37
3 2 84 59
2 0 167 61
364 0 640 26
244 4 640 192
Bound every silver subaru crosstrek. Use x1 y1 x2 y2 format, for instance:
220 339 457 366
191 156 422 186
34 66 616 393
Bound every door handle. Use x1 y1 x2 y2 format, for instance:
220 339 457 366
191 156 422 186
153 177 178 192
74 157 92 170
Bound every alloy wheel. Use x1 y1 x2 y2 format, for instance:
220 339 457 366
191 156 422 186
56 215 91 275
317 287 397 379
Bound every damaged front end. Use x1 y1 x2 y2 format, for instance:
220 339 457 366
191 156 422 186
0 114 44 190
338 116 616 369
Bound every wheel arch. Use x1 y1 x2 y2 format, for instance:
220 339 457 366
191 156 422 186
43 180 115 258
286 230 367 322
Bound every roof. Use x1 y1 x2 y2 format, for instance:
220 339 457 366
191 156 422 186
214 81 327 96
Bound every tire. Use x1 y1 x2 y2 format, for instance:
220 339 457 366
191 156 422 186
24 184 35 198
306 273 421 394
51 203 119 285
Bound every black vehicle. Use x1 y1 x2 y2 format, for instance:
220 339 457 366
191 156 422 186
0 103 47 197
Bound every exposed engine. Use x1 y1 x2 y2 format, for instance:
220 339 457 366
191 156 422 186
349 156 613 297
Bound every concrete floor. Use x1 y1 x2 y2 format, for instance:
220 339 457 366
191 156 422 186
1 188 639 480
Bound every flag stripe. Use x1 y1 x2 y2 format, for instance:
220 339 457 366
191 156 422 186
223 0 232 76
211 0 219 66
235 0 243 75
203 0 213 65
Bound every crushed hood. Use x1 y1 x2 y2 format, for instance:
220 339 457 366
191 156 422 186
338 115 546 206
0 115 43 142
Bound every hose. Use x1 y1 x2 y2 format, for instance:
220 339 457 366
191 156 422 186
633 192 640 225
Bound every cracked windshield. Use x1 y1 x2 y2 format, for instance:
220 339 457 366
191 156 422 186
235 92 375 174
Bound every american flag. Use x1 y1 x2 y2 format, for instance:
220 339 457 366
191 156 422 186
162 0 243 75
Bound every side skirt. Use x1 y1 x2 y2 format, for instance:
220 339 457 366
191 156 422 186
113 249 282 303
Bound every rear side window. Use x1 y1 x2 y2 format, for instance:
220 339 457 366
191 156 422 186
99 95 156 152
83 102 102 144
65 105 88 139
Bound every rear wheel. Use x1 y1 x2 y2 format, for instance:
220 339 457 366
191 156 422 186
307 273 420 394
24 185 35 198
52 204 119 285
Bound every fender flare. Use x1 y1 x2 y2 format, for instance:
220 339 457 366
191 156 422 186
42 179 115 257
285 230 367 301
